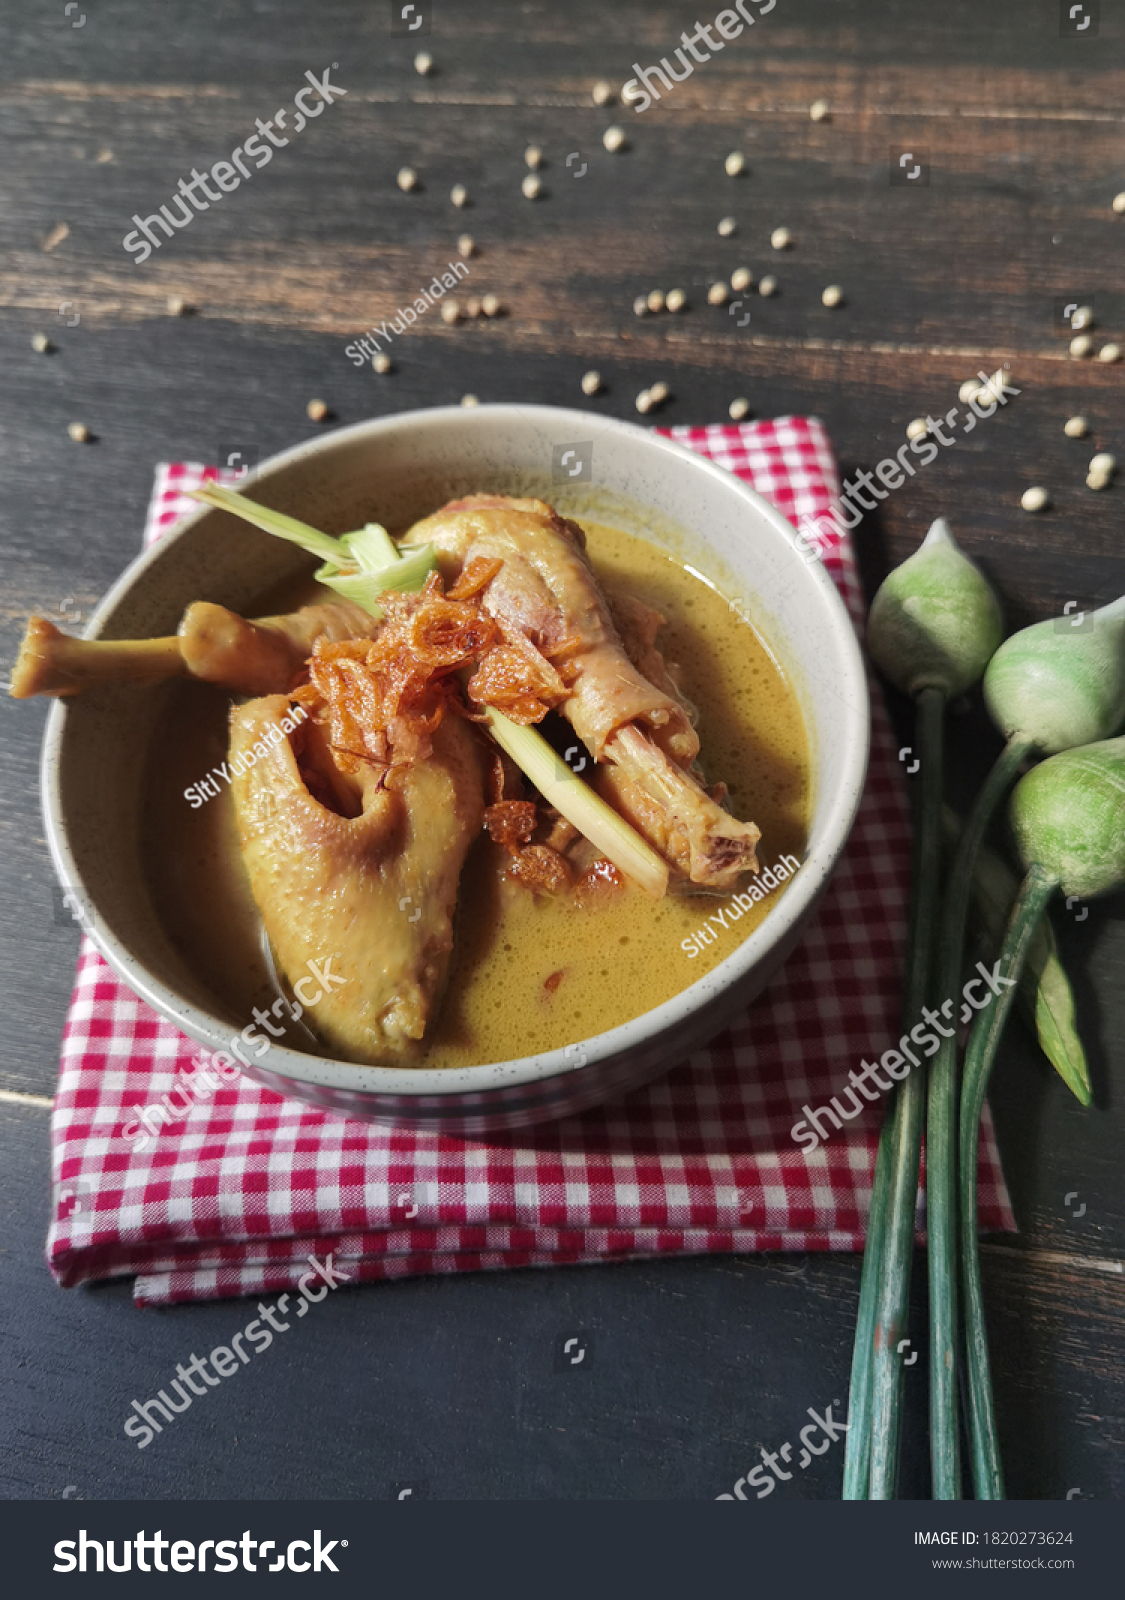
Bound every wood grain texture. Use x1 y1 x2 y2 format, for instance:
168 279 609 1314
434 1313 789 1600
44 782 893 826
0 0 1122 1500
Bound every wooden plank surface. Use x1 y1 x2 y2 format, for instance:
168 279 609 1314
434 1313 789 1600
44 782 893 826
0 0 1122 1500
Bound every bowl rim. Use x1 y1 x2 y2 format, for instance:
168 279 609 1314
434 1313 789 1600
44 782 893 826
42 402 870 1100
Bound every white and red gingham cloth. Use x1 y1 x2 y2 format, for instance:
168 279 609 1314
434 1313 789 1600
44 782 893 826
47 419 1014 1305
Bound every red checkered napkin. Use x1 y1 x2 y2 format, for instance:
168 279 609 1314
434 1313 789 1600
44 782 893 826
47 418 1014 1306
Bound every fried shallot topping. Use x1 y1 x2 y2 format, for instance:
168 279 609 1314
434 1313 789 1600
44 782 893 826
483 800 538 848
292 569 578 773
506 843 573 896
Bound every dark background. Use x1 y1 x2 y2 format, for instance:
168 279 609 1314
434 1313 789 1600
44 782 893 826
1 0 1122 1501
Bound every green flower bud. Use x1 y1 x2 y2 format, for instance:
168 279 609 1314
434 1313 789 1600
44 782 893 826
867 518 1003 698
1010 735 1125 900
983 596 1125 756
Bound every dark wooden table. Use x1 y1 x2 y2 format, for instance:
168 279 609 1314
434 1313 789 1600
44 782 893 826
1 0 1122 1502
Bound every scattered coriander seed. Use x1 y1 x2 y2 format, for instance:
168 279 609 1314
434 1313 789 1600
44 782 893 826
396 166 418 192
592 80 613 106
524 145 543 170
1087 471 1111 490
461 393 480 407
1089 452 1116 475
306 399 328 422
1112 192 1125 214
647 288 665 313
581 370 602 396
450 183 469 208
440 298 461 324
465 296 482 318
809 99 830 122
1069 305 1094 330
758 274 778 296
665 287 686 312
770 227 791 250
821 284 844 307
707 281 729 305
166 294 187 316
635 388 654 414
958 378 982 403
906 418 929 441
1070 334 1094 358
648 380 670 404
621 81 642 106
728 397 751 421
730 267 753 292
481 292 501 317
414 51 433 75
633 294 649 316
1020 486 1049 512
724 151 745 176
67 422 89 442
1098 342 1121 363
457 233 475 257
603 125 626 153
717 215 736 237
521 174 542 199
1063 415 1088 438
31 333 51 353
373 353 392 374
95 148 113 163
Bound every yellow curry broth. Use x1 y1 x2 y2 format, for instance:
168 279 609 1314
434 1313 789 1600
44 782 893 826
142 520 809 1065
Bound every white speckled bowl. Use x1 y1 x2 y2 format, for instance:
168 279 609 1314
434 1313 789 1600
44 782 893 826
42 405 869 1133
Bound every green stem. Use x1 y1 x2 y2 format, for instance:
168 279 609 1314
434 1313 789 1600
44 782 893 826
926 734 1032 1499
959 864 1057 1499
845 686 944 1499
841 1114 893 1498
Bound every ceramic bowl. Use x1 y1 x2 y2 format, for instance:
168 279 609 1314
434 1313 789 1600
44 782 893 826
42 405 869 1133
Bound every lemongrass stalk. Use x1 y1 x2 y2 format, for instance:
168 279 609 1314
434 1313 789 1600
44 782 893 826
190 483 346 563
480 707 669 899
959 864 1057 1500
925 733 1032 1499
865 685 945 1498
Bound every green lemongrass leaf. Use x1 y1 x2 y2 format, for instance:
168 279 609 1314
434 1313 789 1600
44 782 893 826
316 543 439 609
942 806 1092 1106
479 707 669 900
341 522 400 569
189 483 345 564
